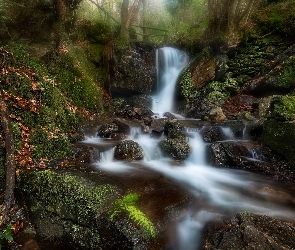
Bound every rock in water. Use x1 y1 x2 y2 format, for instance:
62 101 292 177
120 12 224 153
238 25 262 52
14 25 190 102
204 212 295 250
114 140 144 161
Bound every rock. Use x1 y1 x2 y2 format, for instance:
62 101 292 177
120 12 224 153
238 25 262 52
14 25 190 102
114 105 153 121
123 94 153 109
268 95 295 121
187 52 220 89
19 170 120 250
203 127 228 142
240 44 295 97
163 112 177 119
204 212 295 250
205 107 226 122
98 123 119 138
209 141 249 167
20 239 40 250
150 118 168 136
113 118 132 135
159 138 190 161
214 54 229 80
263 119 295 176
209 141 279 175
164 120 184 136
114 140 144 161
110 46 156 96
222 94 259 117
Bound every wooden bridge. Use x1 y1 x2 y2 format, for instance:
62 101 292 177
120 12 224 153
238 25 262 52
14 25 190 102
131 25 168 43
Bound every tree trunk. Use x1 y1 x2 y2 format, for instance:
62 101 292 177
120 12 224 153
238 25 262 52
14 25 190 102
0 89 16 222
120 0 141 44
120 0 130 43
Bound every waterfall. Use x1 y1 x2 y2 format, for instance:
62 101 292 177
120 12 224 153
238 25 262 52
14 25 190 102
81 48 295 250
152 47 189 116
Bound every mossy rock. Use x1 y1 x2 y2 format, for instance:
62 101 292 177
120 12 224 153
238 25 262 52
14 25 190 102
114 140 144 161
270 95 295 121
205 212 295 250
164 120 184 136
18 170 120 249
263 119 295 173
159 138 190 161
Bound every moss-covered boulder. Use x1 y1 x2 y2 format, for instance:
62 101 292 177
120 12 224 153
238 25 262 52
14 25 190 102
18 169 158 249
18 170 122 249
204 212 295 250
114 140 144 161
263 119 295 175
269 95 295 121
164 120 184 136
158 138 190 161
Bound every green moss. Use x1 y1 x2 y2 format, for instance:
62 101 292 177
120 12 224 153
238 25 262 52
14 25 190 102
30 129 73 160
277 56 295 88
263 119 295 172
254 0 295 37
46 45 104 113
18 170 121 249
180 71 194 99
159 138 190 161
19 170 119 225
272 95 295 121
110 193 156 238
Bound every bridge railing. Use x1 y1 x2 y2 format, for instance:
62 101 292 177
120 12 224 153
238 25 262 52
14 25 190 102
131 25 168 43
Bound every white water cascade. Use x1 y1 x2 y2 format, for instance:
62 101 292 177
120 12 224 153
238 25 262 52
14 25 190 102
81 47 295 250
152 47 189 117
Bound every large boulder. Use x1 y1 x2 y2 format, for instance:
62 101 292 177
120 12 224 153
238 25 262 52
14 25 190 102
18 170 121 249
204 107 227 122
159 122 190 161
185 49 229 89
204 212 295 250
110 45 156 96
158 138 190 161
114 140 144 161
263 119 295 176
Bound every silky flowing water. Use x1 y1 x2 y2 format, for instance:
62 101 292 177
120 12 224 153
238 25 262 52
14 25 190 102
82 47 295 249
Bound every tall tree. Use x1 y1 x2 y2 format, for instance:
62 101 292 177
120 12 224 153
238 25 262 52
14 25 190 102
206 0 261 49
120 0 141 43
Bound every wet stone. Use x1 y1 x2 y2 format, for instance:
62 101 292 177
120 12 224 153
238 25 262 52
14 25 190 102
114 140 144 161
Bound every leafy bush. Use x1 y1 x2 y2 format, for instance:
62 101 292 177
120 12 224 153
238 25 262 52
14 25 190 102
0 223 13 250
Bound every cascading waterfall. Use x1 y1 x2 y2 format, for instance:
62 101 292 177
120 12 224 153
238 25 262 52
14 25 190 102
81 47 295 250
152 47 189 117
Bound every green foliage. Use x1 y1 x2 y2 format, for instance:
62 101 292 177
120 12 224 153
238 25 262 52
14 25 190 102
272 95 295 121
180 71 194 99
165 0 207 44
277 56 295 88
254 0 295 37
110 193 156 238
0 223 13 250
46 46 103 113
207 81 230 107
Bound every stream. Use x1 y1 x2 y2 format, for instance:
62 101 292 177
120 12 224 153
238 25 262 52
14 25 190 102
81 47 295 249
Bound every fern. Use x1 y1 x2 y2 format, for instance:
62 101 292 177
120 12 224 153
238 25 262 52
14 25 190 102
110 193 156 238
